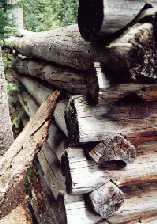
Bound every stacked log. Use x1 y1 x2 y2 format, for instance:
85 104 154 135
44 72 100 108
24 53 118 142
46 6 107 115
3 3 157 223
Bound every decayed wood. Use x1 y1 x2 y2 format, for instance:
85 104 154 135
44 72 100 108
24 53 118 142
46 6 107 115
65 94 157 144
78 0 152 42
13 58 87 94
0 51 14 156
17 74 68 136
89 182 124 218
4 23 157 82
0 205 32 224
89 134 136 167
64 183 157 224
0 90 59 219
61 145 157 194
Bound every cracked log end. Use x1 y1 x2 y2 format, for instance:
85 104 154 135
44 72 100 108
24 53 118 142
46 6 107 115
89 181 124 218
89 134 136 168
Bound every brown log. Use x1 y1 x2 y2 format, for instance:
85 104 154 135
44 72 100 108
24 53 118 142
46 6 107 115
4 23 157 82
64 183 157 224
65 94 157 144
0 51 14 156
0 90 59 219
13 58 87 94
78 0 153 42
61 144 157 194
89 182 124 218
89 134 136 168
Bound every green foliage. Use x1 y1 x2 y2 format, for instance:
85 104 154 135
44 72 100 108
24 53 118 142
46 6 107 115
20 0 78 31
7 82 19 94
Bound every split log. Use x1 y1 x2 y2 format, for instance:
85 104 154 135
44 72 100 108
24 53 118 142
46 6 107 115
89 134 136 168
0 90 59 219
13 58 87 94
17 74 68 136
4 23 157 82
0 51 14 156
65 95 157 144
61 145 157 194
64 183 157 224
89 182 124 218
0 205 32 224
78 0 152 42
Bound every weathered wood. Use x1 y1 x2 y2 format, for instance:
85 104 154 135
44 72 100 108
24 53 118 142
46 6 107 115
61 145 157 194
17 74 68 136
4 23 157 82
89 134 136 167
0 50 14 156
65 94 157 144
0 91 59 219
64 183 157 224
13 58 87 94
0 205 32 224
89 182 124 218
78 0 152 42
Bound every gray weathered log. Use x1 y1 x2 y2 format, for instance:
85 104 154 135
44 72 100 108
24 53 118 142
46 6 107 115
89 134 136 168
0 50 14 156
65 94 157 144
78 0 153 42
64 183 157 224
89 182 124 218
17 74 68 136
13 58 87 94
4 23 157 82
61 145 157 194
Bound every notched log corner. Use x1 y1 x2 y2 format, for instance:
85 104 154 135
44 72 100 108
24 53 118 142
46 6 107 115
89 134 136 168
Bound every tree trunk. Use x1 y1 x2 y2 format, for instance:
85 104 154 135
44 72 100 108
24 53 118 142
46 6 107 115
64 183 157 224
0 50 14 156
61 145 157 194
78 0 152 42
0 90 59 219
65 94 157 144
4 23 157 83
13 58 87 94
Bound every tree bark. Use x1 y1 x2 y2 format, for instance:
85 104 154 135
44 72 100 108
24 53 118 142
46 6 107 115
61 145 157 194
4 23 157 82
65 94 157 144
64 183 157 224
78 0 152 42
13 58 87 94
0 50 14 156
0 90 59 219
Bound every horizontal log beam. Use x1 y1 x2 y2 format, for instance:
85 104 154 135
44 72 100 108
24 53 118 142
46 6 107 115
64 183 157 224
61 144 157 194
65 94 157 144
4 23 157 83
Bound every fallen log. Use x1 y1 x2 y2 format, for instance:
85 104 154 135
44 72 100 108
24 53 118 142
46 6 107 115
17 74 68 136
61 145 157 194
64 183 157 224
65 94 157 144
78 0 152 42
0 51 14 156
0 90 59 219
4 23 157 82
13 58 87 94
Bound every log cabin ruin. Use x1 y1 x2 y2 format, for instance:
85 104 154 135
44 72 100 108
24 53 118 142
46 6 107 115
1 1 157 223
